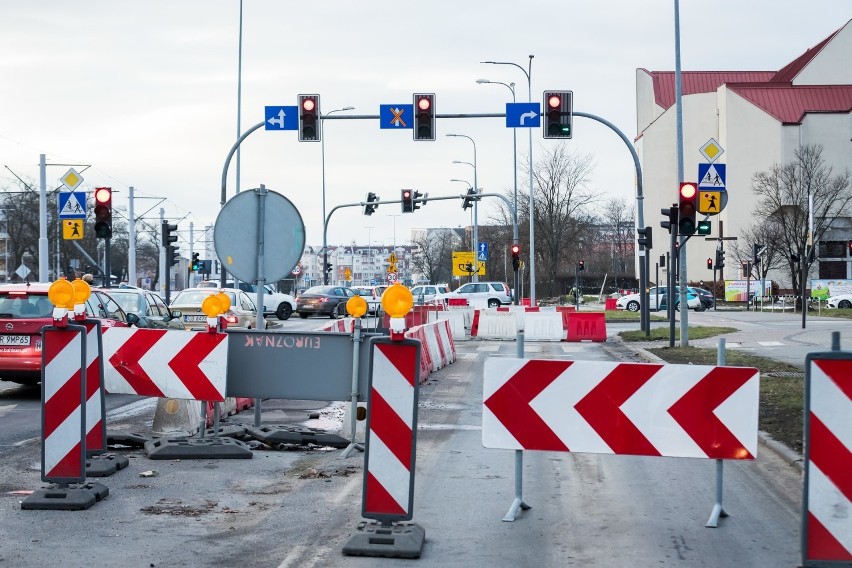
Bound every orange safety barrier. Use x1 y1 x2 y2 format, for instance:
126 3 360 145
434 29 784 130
605 298 618 310
565 312 607 342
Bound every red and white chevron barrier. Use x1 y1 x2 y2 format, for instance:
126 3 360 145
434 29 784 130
803 356 852 564
101 328 228 401
362 338 420 521
82 321 106 454
42 326 88 482
483 359 759 459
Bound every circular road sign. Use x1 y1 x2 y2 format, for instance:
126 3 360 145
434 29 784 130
214 188 305 283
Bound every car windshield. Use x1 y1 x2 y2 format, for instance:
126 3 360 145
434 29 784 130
172 290 219 305
107 291 145 314
303 286 335 295
0 292 53 318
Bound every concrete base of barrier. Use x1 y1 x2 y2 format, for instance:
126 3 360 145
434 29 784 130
342 402 367 442
85 453 130 477
145 437 254 459
343 521 426 559
152 398 203 437
21 482 109 511
245 425 350 448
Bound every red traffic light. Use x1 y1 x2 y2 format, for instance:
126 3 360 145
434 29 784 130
511 244 521 255
680 182 697 199
548 95 562 109
707 258 713 270
94 187 112 204
297 94 321 142
413 93 435 141
678 182 698 235
417 96 431 111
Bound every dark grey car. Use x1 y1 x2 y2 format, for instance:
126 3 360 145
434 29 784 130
296 286 356 319
106 287 184 329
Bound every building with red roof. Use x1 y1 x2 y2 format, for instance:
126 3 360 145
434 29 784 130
636 19 852 288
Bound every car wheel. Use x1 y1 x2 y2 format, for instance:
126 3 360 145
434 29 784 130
840 300 852 309
626 301 639 312
276 303 293 320
675 302 681 312
695 304 705 312
488 299 500 308
299 312 309 319
330 304 341 319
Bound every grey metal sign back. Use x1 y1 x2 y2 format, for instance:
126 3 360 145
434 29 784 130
214 186 305 283
225 329 374 400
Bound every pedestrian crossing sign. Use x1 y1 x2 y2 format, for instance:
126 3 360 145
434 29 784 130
58 191 87 219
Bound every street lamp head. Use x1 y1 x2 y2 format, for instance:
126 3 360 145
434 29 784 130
341 106 355 111
446 133 459 138
476 79 491 84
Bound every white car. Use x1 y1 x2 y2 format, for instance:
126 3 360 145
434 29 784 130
825 294 852 309
437 282 513 308
409 284 450 304
197 280 296 320
616 286 702 312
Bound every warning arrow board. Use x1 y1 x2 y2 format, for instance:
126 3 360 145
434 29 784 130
483 358 759 459
101 328 228 401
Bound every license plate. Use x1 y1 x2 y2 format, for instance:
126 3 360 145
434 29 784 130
184 315 205 323
0 335 30 346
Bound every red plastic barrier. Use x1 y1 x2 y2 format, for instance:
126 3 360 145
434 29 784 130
447 298 468 307
556 305 577 313
235 398 254 411
605 298 618 310
470 310 481 337
520 298 531 307
565 312 607 342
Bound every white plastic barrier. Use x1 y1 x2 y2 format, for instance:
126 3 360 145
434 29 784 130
475 309 518 340
524 312 565 341
437 311 467 341
435 319 456 364
421 323 445 371
468 297 490 309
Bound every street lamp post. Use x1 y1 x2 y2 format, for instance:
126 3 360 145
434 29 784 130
477 78 519 303
447 134 479 282
482 56 536 305
322 106 355 285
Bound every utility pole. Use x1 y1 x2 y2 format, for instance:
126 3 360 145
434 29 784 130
704 220 737 306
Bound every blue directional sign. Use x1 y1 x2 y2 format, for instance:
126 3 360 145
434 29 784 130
264 106 298 130
478 242 488 262
380 104 414 129
698 163 726 191
58 191 86 219
506 102 541 128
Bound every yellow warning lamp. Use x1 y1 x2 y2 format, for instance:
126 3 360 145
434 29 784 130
216 292 232 313
201 294 225 317
346 295 368 318
71 278 91 305
381 283 413 317
48 278 75 309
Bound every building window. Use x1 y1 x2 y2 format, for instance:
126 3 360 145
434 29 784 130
820 241 846 258
818 261 846 279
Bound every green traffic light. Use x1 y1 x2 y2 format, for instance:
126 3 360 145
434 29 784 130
697 220 711 235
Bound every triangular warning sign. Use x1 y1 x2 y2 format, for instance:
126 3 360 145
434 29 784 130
59 193 85 217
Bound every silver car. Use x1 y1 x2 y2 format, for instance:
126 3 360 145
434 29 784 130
169 287 258 330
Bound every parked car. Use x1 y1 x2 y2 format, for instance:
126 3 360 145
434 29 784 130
616 286 702 312
296 286 357 319
106 286 184 329
687 287 714 310
825 294 852 309
169 287 257 330
197 280 296 320
437 282 512 307
351 285 387 315
0 282 135 385
410 284 450 304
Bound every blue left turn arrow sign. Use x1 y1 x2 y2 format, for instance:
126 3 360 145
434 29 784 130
265 106 298 130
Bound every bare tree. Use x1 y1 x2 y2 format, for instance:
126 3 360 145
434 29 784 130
411 229 462 284
520 144 598 297
750 145 852 293
599 197 635 286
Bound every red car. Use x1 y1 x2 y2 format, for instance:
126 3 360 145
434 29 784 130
0 282 133 385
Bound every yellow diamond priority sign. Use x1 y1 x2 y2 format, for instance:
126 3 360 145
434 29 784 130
60 168 84 191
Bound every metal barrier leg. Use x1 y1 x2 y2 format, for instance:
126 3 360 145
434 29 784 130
705 459 728 527
503 330 531 521
342 318 365 458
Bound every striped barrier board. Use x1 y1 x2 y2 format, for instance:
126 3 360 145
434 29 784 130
484 359 759 459
82 321 106 454
802 354 852 566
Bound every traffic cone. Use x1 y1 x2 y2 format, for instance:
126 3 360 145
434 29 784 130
152 398 202 437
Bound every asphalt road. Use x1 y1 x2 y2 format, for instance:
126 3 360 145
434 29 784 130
0 323 807 568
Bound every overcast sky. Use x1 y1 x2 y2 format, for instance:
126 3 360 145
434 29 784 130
1 1 849 254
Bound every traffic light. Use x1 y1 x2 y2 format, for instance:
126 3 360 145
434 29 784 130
637 226 653 249
848 241 852 256
543 90 573 139
413 93 435 141
462 188 475 210
707 258 713 270
660 204 678 235
412 190 425 211
401 189 414 213
93 187 113 239
716 248 725 269
170 247 180 267
578 260 585 271
161 221 178 248
363 192 379 216
511 243 521 270
298 94 321 142
678 182 698 235
324 262 333 274
191 253 200 272
697 220 711 235
753 243 765 265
